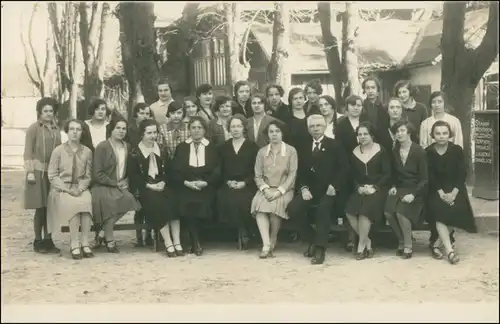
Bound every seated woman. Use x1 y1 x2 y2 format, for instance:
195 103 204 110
217 114 259 250
91 116 141 252
207 95 233 147
47 119 93 260
426 120 477 264
171 116 220 256
345 122 391 260
251 120 298 259
384 120 428 259
128 119 183 257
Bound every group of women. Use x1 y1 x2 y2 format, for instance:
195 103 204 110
23 77 477 265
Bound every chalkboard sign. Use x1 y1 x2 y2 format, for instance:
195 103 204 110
472 110 499 200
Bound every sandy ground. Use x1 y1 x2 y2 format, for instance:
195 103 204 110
1 171 499 305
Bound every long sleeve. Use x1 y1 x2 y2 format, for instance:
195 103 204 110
413 148 428 196
277 147 298 194
162 148 172 184
419 119 430 149
78 150 92 191
47 147 66 191
330 142 349 190
254 149 268 190
127 153 144 193
243 143 258 186
453 118 464 148
374 149 392 189
452 145 467 189
426 150 440 192
206 146 221 185
171 144 188 186
23 123 37 172
92 144 118 187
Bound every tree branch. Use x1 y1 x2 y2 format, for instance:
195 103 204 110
96 2 110 79
43 19 51 78
20 12 41 93
79 2 90 68
471 2 499 84
27 3 44 92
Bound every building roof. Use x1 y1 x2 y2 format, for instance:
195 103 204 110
402 8 490 67
249 20 423 73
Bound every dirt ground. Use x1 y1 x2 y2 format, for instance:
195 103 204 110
1 171 498 305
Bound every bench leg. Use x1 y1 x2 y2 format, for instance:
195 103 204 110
154 229 162 253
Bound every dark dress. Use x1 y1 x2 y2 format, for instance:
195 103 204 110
217 139 258 227
171 139 220 220
286 115 311 150
426 143 477 232
403 101 428 143
335 116 360 154
304 100 320 116
385 142 428 224
345 144 391 222
361 99 390 150
232 98 253 118
128 145 177 229
266 101 291 124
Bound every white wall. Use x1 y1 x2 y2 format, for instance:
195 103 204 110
408 64 442 91
1 96 39 129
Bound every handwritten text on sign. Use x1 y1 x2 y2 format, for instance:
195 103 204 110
474 119 494 164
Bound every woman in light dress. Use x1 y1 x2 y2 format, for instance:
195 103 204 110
47 119 94 260
84 98 110 150
251 120 298 259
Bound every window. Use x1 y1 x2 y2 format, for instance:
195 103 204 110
193 38 227 88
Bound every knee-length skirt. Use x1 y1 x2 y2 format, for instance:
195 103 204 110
176 187 216 220
217 186 255 226
384 187 424 225
47 189 92 233
23 170 50 209
139 189 177 228
251 190 293 220
91 185 141 224
345 189 387 223
427 188 477 233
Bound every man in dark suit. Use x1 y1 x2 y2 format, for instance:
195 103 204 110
287 114 349 265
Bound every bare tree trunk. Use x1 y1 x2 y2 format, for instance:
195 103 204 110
266 2 291 90
117 2 160 118
343 2 360 97
317 2 344 109
441 1 499 183
70 4 83 119
225 3 249 86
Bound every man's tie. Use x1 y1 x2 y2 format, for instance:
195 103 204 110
313 141 320 154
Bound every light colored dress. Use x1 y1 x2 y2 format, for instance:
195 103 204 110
46 143 93 233
419 113 463 149
85 120 109 148
250 142 298 219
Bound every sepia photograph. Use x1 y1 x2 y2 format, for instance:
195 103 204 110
1 1 499 322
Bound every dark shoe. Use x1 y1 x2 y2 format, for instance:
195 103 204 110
43 238 61 254
430 246 444 260
447 251 460 265
105 240 120 253
174 244 185 257
94 232 105 248
81 246 94 258
165 245 177 258
259 247 271 259
71 247 83 260
311 246 325 265
365 248 374 259
356 251 366 260
33 239 48 253
396 248 404 256
238 230 250 251
402 249 413 259
193 240 203 256
304 244 316 258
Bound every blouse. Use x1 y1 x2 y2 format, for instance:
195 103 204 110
254 142 298 194
85 120 108 148
419 113 463 149
47 143 92 192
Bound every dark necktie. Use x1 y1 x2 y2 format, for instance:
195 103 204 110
313 141 320 154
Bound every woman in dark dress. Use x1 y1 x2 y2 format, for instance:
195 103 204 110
304 79 322 116
426 120 477 264
345 122 391 260
207 95 233 147
394 80 428 142
128 119 183 257
265 84 291 123
384 120 428 259
171 116 220 256
217 114 259 250
232 80 253 118
195 83 216 122
286 87 311 150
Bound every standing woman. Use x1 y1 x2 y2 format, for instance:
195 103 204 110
286 87 311 149
183 96 201 120
335 95 364 153
383 97 418 151
195 84 216 122
128 119 183 257
47 119 94 260
91 116 141 252
128 103 153 148
251 120 298 258
85 98 110 150
158 101 190 157
207 95 233 147
171 116 220 256
384 120 428 259
232 80 253 118
217 114 259 250
304 79 322 116
24 97 62 253
426 120 476 264
318 95 341 139
265 84 291 123
345 122 391 260
394 80 428 142
420 91 463 149
246 94 278 148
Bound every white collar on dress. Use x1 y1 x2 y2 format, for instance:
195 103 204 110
265 142 287 157
138 141 161 159
185 137 209 146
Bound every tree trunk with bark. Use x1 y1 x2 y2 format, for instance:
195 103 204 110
441 1 498 182
117 2 161 118
224 3 249 87
266 2 291 90
317 2 344 108
343 2 361 97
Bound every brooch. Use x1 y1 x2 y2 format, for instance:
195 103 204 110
321 148 325 152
